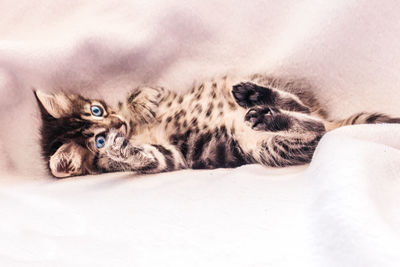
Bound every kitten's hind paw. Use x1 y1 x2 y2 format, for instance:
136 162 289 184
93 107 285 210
245 106 290 132
232 82 274 108
245 107 273 131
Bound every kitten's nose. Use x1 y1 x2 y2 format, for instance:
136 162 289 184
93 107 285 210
111 115 128 134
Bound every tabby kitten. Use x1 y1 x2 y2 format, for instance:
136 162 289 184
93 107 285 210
34 74 400 178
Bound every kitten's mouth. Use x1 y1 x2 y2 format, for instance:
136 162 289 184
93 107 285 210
120 121 128 135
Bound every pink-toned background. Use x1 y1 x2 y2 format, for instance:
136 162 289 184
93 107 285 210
1 1 400 266
1 0 400 177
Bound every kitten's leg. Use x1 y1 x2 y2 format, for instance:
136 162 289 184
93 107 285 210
232 82 310 113
258 134 322 167
242 106 326 167
244 106 326 134
121 86 168 124
99 130 186 174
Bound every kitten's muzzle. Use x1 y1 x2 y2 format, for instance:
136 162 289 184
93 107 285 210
110 115 129 135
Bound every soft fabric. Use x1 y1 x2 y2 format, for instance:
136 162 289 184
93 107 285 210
1 0 400 266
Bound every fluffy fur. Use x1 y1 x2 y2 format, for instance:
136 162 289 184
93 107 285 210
34 74 400 177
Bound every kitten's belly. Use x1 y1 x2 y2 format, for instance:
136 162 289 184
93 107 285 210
129 104 265 169
128 74 272 168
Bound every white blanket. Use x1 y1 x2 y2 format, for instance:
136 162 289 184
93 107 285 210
1 0 400 266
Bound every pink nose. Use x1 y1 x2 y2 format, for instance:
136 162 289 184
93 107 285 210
111 116 128 134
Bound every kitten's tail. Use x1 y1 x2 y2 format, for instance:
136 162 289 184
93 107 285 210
326 112 400 131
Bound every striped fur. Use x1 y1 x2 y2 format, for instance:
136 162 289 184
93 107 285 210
326 112 400 130
34 74 400 177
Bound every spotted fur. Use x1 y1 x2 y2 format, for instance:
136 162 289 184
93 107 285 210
34 74 400 177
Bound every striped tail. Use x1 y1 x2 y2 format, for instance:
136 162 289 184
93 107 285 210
326 112 400 131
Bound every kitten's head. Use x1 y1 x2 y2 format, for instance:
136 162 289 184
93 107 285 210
34 90 129 178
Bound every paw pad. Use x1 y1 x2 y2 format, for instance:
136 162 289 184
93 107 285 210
232 82 273 108
245 107 273 131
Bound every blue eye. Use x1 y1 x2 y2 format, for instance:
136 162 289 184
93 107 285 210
91 105 103 117
95 135 106 149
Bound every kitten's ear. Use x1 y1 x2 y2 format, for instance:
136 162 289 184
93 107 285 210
33 90 72 118
49 142 90 178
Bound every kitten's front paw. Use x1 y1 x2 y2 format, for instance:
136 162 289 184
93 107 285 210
245 106 290 132
104 129 132 160
126 86 165 123
232 82 272 108
105 129 143 161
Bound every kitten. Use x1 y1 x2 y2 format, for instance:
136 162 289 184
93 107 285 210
34 74 400 178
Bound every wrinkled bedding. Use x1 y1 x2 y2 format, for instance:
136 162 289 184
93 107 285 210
1 0 400 266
